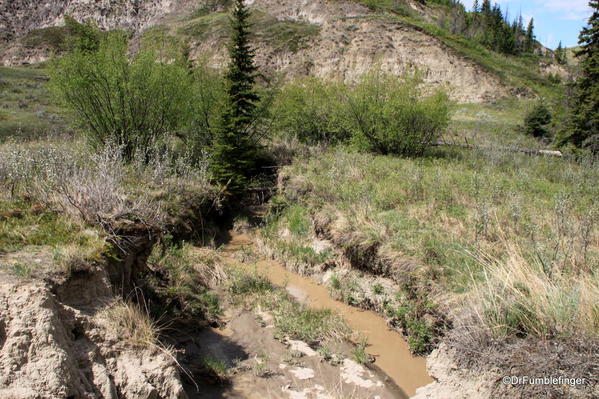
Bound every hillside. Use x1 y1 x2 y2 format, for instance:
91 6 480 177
0 0 568 102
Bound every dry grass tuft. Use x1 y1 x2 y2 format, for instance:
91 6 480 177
100 300 162 348
469 242 599 340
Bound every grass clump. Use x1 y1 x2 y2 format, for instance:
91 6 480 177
471 243 599 340
100 300 162 348
199 355 230 383
148 241 222 323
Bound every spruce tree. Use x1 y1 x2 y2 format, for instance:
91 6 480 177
473 0 479 13
526 18 535 52
555 41 566 64
560 0 599 150
210 0 261 193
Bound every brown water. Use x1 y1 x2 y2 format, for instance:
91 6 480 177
222 233 433 397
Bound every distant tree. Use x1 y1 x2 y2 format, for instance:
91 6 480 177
555 41 567 64
526 18 535 51
524 102 552 138
558 0 599 151
473 0 479 13
481 0 492 16
63 16 100 52
210 0 262 192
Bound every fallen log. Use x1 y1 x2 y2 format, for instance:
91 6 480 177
432 142 563 157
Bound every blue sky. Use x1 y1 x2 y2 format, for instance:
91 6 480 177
459 0 593 49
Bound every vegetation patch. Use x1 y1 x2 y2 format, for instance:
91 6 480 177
227 269 350 347
146 241 222 324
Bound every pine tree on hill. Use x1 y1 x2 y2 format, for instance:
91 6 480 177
561 0 599 152
210 0 261 193
555 41 567 65
526 18 535 51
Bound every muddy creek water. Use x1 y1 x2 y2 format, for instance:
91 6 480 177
222 232 433 397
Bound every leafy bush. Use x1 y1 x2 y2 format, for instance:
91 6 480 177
343 69 452 156
50 32 194 160
271 78 348 144
524 102 552 138
272 70 451 156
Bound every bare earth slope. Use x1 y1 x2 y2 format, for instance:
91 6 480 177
0 0 504 102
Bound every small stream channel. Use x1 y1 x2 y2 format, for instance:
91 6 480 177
222 232 433 397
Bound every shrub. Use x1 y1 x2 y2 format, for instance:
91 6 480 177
343 69 452 156
50 32 194 160
524 102 552 138
187 62 227 152
271 78 348 144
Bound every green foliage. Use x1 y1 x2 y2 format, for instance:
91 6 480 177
344 69 451 156
271 78 348 144
50 32 194 160
148 242 221 322
272 69 451 156
524 102 552 138
351 338 372 364
388 289 440 354
555 41 567 65
188 62 227 152
0 200 101 254
210 0 263 192
63 15 100 52
199 355 230 382
227 270 273 297
22 16 100 53
558 0 599 152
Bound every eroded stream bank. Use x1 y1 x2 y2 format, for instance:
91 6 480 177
222 232 433 397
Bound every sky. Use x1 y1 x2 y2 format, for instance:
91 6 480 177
459 0 594 49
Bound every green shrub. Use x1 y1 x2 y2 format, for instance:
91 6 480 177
524 102 552 138
271 78 348 144
50 32 195 160
344 69 452 156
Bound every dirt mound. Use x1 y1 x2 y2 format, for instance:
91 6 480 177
0 268 186 399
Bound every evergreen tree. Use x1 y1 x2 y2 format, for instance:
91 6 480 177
473 0 479 13
559 0 599 150
526 18 535 51
210 0 261 192
481 0 492 16
555 41 567 64
524 102 552 138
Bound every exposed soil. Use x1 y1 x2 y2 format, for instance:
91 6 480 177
217 232 431 398
0 259 186 399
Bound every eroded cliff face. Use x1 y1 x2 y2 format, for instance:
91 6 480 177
0 0 177 41
192 0 506 102
0 0 506 102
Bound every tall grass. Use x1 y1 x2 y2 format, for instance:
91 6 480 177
471 242 599 339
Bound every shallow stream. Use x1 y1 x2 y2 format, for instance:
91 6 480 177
222 232 433 397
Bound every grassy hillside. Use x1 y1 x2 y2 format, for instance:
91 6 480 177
0 66 71 142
